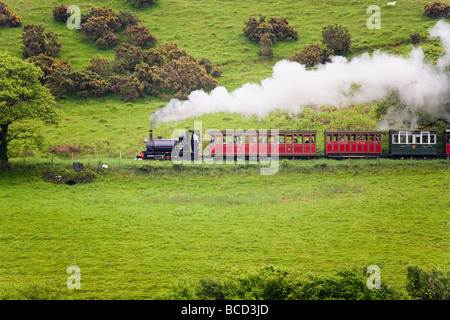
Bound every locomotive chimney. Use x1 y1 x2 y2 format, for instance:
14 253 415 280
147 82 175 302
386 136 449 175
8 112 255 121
149 129 153 141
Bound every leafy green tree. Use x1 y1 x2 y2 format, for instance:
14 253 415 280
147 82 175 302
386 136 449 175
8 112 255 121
0 52 57 169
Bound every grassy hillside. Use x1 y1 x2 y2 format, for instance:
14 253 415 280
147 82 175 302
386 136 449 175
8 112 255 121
0 0 447 159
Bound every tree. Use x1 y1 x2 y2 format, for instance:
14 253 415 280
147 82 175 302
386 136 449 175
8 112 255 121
0 52 57 169
322 24 351 56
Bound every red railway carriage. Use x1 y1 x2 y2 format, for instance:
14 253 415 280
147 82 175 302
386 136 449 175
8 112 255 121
324 131 382 157
445 130 450 156
209 130 317 158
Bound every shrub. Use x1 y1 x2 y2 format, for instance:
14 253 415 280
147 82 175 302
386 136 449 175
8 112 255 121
0 1 21 28
410 32 421 45
143 48 166 67
267 17 298 42
28 53 72 80
46 66 75 97
257 33 273 57
243 15 297 42
160 56 218 98
134 63 164 95
292 44 334 67
123 25 157 48
322 24 351 56
118 10 140 29
43 169 96 185
112 43 144 73
423 1 450 18
81 16 110 42
109 75 145 102
157 42 188 63
22 24 62 58
86 57 112 78
406 266 450 300
129 0 154 8
95 33 120 49
88 6 121 32
52 4 70 22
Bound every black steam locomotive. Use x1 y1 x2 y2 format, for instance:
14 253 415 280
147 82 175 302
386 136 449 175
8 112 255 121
136 130 200 160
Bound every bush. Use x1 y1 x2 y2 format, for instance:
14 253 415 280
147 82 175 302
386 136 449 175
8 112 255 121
0 1 21 28
86 57 112 78
112 43 144 73
322 24 351 56
88 6 121 32
129 0 154 8
257 33 273 57
95 33 120 49
22 24 62 58
243 15 297 42
160 56 218 98
423 1 450 18
28 53 72 80
52 4 70 22
292 44 333 67
118 10 140 29
123 25 157 48
410 32 421 45
134 63 164 95
406 266 450 300
81 16 111 42
43 169 96 185
110 75 145 102
267 17 298 42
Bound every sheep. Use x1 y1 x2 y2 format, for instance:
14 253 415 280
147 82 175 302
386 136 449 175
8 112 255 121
387 1 396 5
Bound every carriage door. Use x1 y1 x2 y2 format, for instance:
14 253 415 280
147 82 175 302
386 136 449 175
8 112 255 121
285 134 294 154
304 134 311 154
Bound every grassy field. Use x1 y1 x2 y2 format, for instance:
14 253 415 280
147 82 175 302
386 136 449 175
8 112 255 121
0 0 447 158
0 159 449 299
0 0 449 300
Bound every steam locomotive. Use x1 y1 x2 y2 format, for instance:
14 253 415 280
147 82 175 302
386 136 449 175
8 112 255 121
136 129 450 160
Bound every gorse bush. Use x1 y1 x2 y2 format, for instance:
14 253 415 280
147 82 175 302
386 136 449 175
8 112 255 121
113 42 144 73
292 44 333 67
423 1 450 18
258 33 274 57
0 1 21 28
22 24 62 58
123 25 157 49
28 53 72 81
109 75 145 102
243 14 297 42
52 4 70 22
322 24 351 56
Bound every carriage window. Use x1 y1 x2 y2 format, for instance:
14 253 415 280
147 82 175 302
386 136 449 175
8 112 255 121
278 135 285 144
295 134 303 144
430 135 436 144
362 134 368 142
250 136 257 144
340 134 345 142
216 136 223 144
225 136 233 144
345 134 350 142
269 135 275 143
259 135 267 143
333 134 339 142
399 135 406 144
393 135 399 144
413 135 420 144
407 135 412 144
311 135 316 144
304 136 311 144
422 135 428 144
286 136 293 144
376 134 381 142
351 134 356 142
369 134 374 142
245 136 250 143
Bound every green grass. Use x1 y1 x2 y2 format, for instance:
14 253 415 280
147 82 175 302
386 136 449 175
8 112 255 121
0 0 449 300
0 160 449 299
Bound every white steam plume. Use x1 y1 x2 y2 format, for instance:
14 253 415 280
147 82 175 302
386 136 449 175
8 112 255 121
151 21 450 127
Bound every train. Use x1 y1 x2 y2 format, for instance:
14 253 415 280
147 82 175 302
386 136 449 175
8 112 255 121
136 129 450 160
